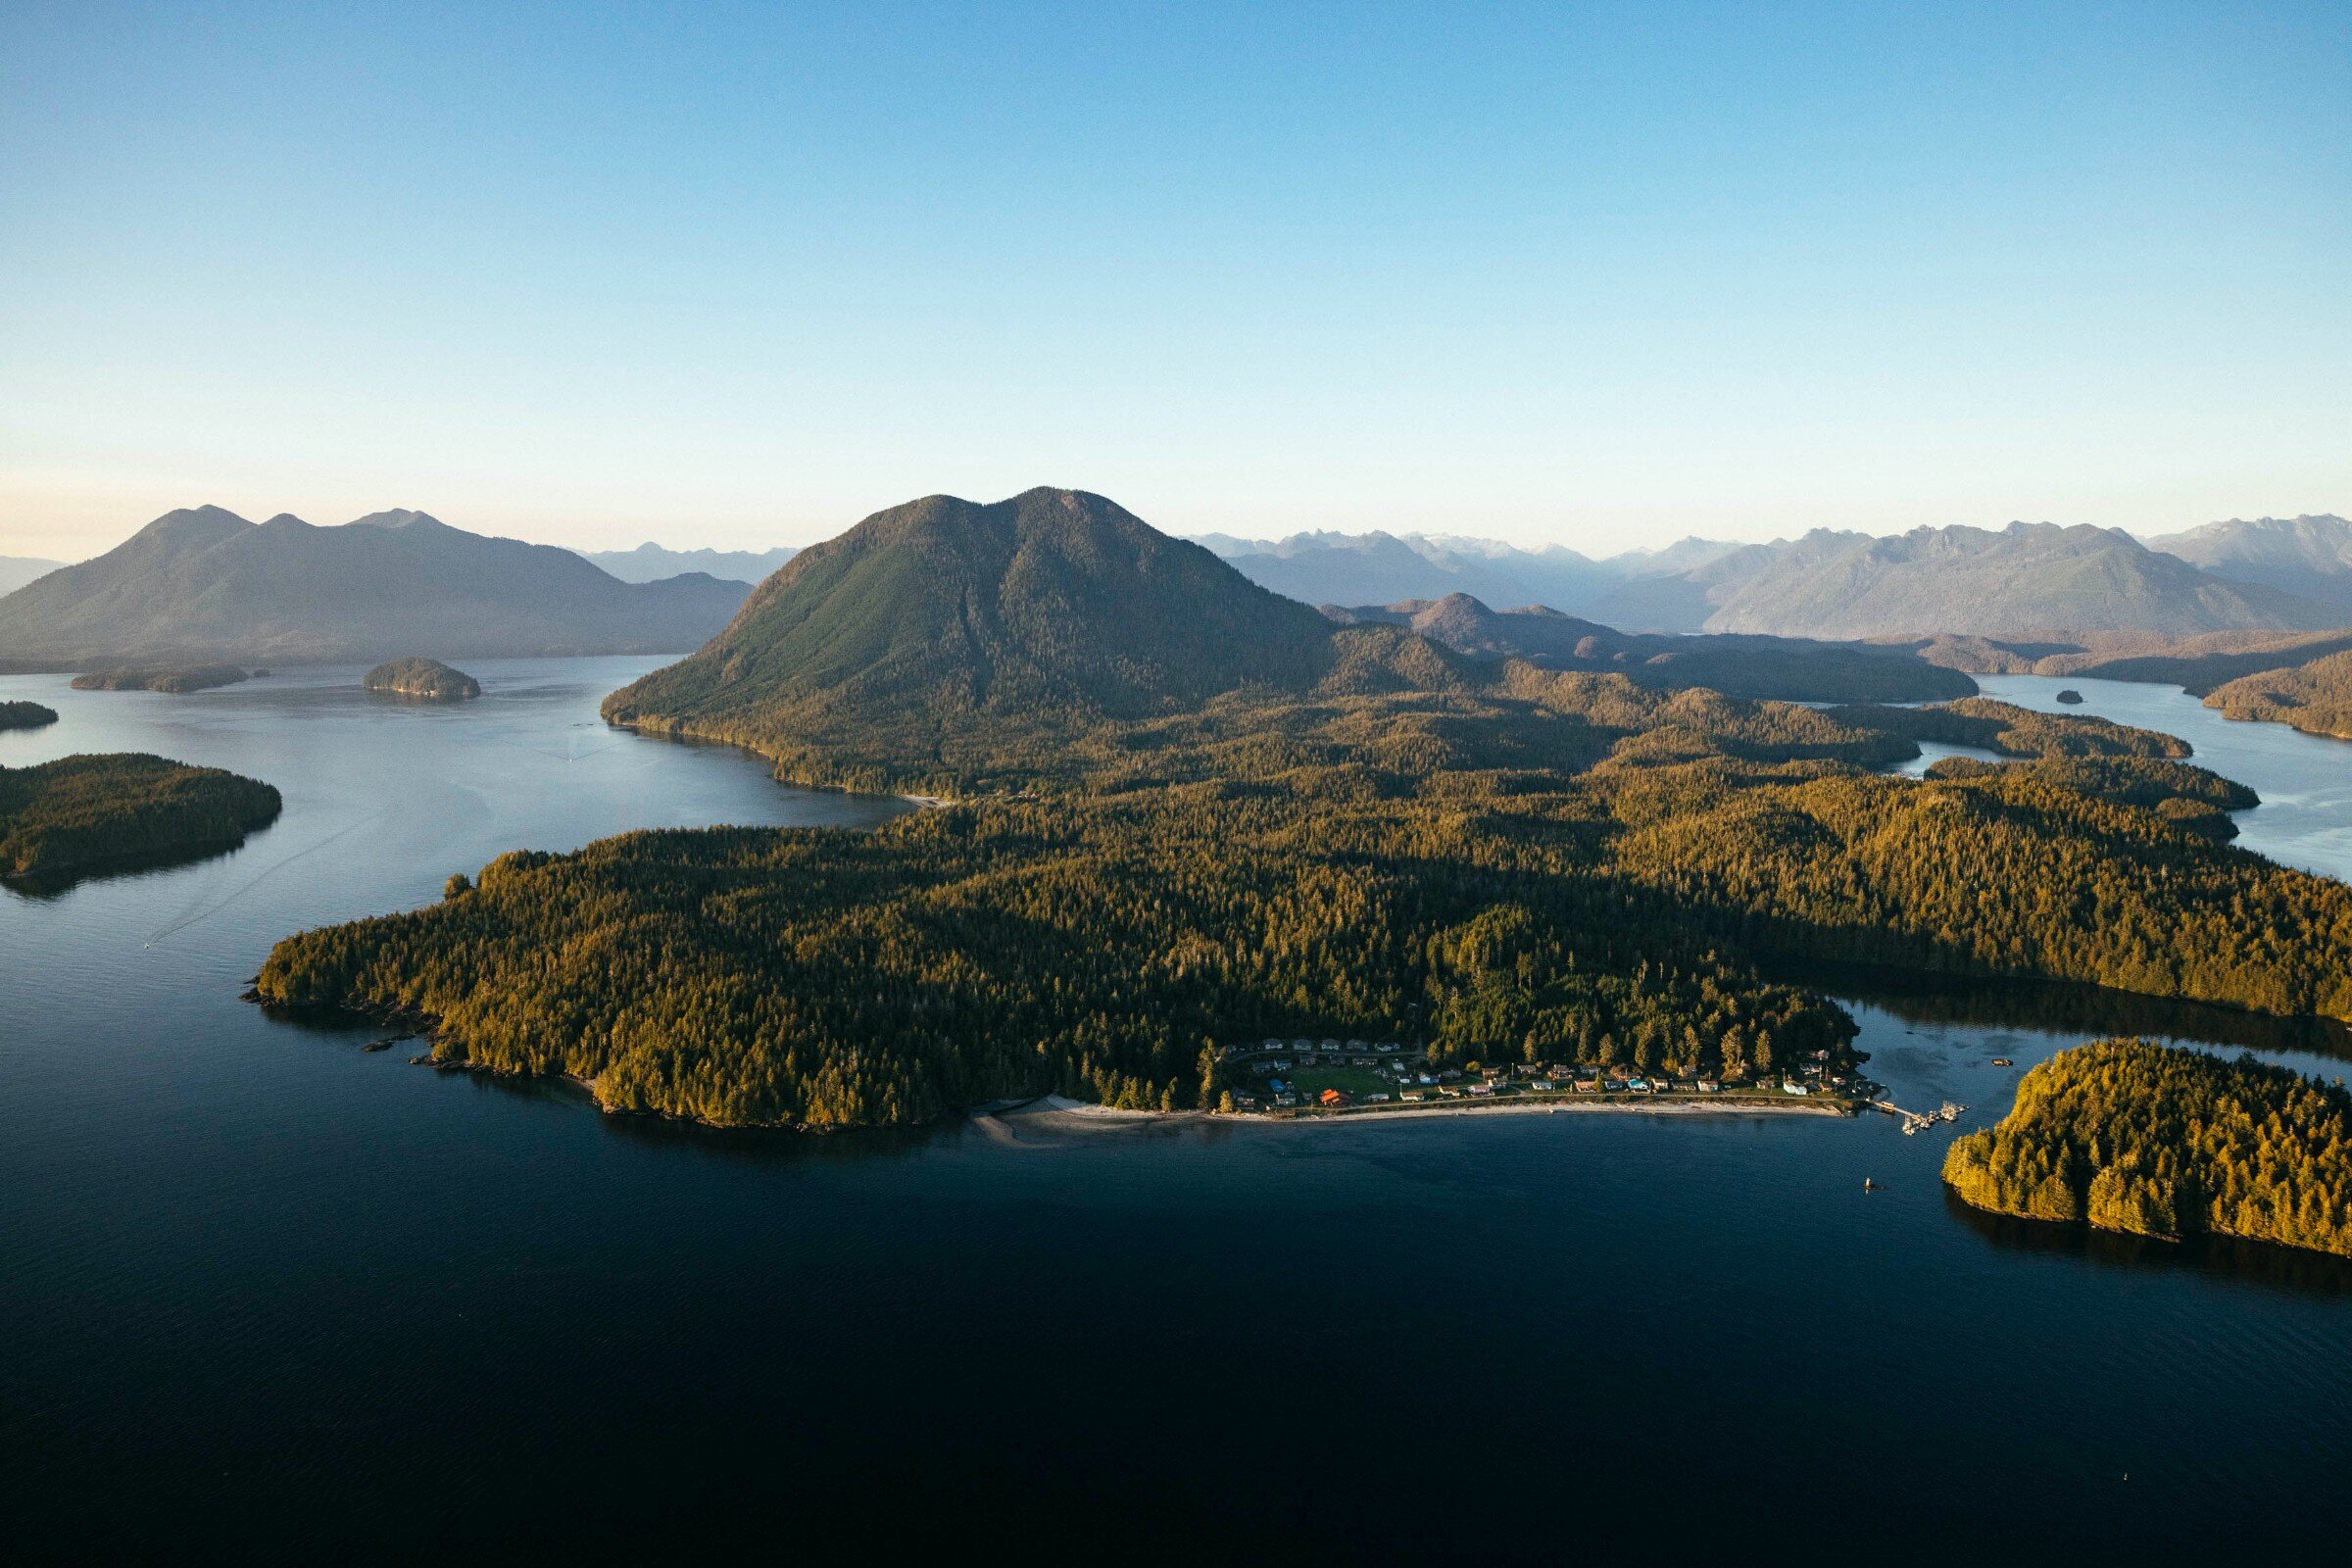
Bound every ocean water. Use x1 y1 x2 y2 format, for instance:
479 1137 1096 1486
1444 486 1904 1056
2 662 2348 1560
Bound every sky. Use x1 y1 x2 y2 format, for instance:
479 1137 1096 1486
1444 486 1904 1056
2 1 2347 563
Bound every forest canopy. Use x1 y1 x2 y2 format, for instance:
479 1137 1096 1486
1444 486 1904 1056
2204 650 2352 742
69 664 249 694
1 753 281 879
1943 1041 2352 1258
260 677 2352 1128
364 658 481 701
0 700 59 731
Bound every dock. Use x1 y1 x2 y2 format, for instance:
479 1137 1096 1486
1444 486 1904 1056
1872 1098 1966 1135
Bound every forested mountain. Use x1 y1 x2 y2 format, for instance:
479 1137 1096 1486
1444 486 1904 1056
2142 514 2352 612
581 542 801 584
0 557 64 597
604 487 1349 790
0 507 751 664
1325 594 1976 702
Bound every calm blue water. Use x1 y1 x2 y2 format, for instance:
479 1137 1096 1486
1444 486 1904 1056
3 663 2349 1560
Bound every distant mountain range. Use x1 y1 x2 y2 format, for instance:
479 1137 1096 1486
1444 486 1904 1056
1698 522 2335 639
1191 530 1621 618
0 557 64 597
580 542 801 584
0 507 750 665
10 503 2343 671
2141 514 2352 613
1198 518 2350 637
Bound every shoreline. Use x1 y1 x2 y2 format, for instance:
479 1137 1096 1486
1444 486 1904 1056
255 1003 1859 1139
984 1091 1854 1135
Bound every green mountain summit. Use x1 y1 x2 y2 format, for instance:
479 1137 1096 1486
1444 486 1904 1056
603 487 1345 788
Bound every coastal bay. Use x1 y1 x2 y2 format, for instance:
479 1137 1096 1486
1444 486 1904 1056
4 658 2350 1559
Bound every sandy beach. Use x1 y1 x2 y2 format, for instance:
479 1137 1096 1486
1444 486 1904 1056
971 1091 1851 1143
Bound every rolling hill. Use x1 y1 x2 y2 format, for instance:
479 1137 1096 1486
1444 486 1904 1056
2203 649 2352 740
1325 594 1975 702
0 507 751 664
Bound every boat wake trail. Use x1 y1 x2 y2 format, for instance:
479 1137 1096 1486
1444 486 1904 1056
143 811 381 948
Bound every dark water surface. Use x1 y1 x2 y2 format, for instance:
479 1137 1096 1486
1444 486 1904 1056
4 663 2350 1560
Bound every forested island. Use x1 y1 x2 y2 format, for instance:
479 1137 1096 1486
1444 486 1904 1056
71 664 249 694
0 700 59 730
1 753 282 879
1943 1041 2352 1257
364 658 480 701
2204 650 2352 741
256 489 2352 1131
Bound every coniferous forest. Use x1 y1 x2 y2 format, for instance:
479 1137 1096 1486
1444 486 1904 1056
256 490 2352 1131
1 753 282 878
1943 1041 2352 1256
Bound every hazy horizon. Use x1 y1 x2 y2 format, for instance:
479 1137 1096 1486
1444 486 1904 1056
5 2 2347 562
11 494 2348 575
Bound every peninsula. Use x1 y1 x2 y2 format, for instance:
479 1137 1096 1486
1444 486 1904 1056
2204 650 2352 742
257 489 2352 1132
0 700 58 731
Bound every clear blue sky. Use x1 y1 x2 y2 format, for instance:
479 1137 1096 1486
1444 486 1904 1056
3 0 2346 561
